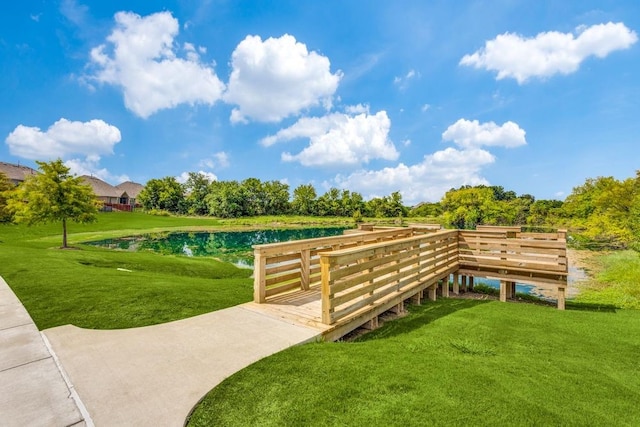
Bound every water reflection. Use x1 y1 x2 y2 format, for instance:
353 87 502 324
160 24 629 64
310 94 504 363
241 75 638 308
85 227 349 267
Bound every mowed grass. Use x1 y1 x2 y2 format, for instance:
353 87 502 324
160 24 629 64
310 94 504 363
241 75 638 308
0 213 247 330
188 299 640 426
0 212 355 330
575 250 640 310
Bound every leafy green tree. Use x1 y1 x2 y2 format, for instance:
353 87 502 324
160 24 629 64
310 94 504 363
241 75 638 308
409 202 443 218
0 172 15 222
184 172 213 216
317 188 342 216
6 159 100 248
291 184 317 216
262 180 290 215
138 177 185 212
206 180 245 218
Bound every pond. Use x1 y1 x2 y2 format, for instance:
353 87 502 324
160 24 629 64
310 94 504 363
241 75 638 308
85 227 351 268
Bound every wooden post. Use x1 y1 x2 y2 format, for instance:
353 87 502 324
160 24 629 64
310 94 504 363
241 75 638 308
428 284 437 301
253 252 267 303
500 280 507 302
410 292 422 305
389 302 405 314
452 273 459 295
557 286 566 310
362 316 379 330
468 276 474 291
300 249 310 291
320 255 332 324
511 282 516 298
461 275 467 292
441 278 450 297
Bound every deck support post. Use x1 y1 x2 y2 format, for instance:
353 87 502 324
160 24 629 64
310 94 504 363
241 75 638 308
511 282 516 298
410 292 422 305
452 273 459 295
428 284 437 301
461 275 467 293
557 286 566 310
500 280 507 302
468 276 474 291
441 278 450 297
362 316 379 330
320 255 332 324
389 302 405 314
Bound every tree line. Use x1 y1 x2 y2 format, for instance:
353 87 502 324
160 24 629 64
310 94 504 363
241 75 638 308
138 173 408 219
1 160 638 250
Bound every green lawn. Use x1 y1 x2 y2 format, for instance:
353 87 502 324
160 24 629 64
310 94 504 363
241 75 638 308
575 250 640 310
0 212 352 330
187 299 640 426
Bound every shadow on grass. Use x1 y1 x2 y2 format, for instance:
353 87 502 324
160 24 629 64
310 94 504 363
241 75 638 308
565 300 619 313
355 298 490 342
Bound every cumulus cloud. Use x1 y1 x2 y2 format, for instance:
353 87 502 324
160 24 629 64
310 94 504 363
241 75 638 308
89 11 224 118
5 118 121 160
224 34 342 123
65 155 129 184
442 119 526 148
334 147 495 204
176 170 217 184
261 111 398 167
460 22 638 83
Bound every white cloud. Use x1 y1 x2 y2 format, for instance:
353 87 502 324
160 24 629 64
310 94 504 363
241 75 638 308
421 104 431 112
89 11 224 118
5 118 121 160
460 22 638 83
198 151 229 169
334 147 495 204
224 34 342 123
176 170 217 184
345 104 370 114
261 111 398 167
65 155 129 184
442 119 526 148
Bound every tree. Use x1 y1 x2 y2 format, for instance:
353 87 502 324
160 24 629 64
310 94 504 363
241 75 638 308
206 180 245 218
0 172 15 222
138 177 185 213
184 172 213 215
291 184 317 216
7 159 100 248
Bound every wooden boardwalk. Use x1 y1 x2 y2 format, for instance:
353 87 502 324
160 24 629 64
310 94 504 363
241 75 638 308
251 225 568 341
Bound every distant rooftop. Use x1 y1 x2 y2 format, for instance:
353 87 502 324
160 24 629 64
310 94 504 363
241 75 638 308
0 161 38 183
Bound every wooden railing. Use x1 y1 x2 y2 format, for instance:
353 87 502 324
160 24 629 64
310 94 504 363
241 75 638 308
252 227 415 302
253 226 570 326
319 230 458 325
457 230 568 287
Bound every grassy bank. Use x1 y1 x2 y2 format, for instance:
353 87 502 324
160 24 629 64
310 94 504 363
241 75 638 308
574 250 640 310
0 212 353 330
188 299 640 426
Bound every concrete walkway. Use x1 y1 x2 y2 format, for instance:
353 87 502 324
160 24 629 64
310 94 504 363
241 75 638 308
43 305 322 426
0 277 86 427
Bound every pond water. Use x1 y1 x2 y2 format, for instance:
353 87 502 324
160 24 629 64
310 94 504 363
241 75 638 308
85 227 350 268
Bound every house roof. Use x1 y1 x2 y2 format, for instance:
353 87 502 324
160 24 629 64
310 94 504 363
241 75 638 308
79 175 121 198
0 162 38 182
115 181 144 198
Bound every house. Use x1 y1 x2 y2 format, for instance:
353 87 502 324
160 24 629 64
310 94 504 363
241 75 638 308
115 181 144 208
79 176 144 212
0 162 38 185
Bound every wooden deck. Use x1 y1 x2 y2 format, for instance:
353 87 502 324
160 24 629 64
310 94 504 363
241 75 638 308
250 225 569 341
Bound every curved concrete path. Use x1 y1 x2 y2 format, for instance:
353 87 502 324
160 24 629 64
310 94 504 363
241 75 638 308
0 277 86 427
43 305 322 426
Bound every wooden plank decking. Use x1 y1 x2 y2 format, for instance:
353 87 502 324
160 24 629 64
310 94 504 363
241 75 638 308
250 225 569 341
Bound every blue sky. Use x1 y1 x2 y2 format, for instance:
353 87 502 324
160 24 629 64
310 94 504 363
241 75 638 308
1 1 638 205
